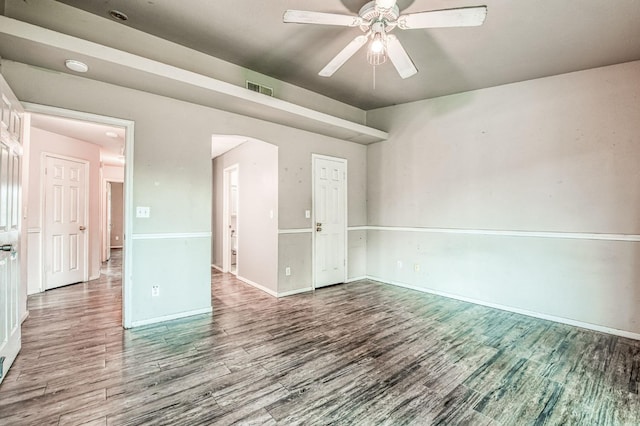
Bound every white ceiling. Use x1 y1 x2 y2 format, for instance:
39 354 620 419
51 0 640 110
31 113 125 166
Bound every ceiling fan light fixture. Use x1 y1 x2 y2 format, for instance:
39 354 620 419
367 32 387 66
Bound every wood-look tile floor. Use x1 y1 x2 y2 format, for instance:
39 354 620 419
1 250 639 425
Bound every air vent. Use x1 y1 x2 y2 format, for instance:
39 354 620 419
246 81 274 97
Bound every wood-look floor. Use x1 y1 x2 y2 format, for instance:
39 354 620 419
1 250 639 425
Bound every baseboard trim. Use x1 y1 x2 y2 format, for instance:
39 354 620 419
278 287 313 297
131 307 213 327
211 264 223 272
237 275 278 298
345 276 367 283
21 310 29 324
366 275 640 341
278 228 313 234
89 274 100 281
110 245 123 249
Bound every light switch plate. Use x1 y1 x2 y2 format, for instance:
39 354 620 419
305 210 311 219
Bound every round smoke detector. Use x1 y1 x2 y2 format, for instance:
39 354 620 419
65 59 89 73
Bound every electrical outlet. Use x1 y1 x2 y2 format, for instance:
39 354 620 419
414 264 420 272
151 285 160 297
136 206 151 218
285 267 291 276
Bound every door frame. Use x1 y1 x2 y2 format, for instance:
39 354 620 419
311 154 348 290
222 164 239 274
23 103 135 328
41 153 90 289
102 178 124 261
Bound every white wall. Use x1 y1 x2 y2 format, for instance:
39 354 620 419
212 139 278 293
26 127 102 294
366 61 640 336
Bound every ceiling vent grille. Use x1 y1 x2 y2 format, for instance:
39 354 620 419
246 81 274 97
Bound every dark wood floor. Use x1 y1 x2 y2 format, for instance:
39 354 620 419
1 250 639 425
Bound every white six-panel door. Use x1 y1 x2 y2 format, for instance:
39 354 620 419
313 155 347 288
44 155 88 289
0 75 23 385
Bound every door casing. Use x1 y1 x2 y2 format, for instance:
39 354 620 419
23 103 135 328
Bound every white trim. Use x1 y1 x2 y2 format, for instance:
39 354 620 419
5 18 388 144
237 275 278 298
20 310 29 324
363 225 640 242
130 307 213 327
211 264 223 272
89 274 100 281
131 232 211 240
345 276 367 283
27 228 41 234
278 287 313 297
278 228 313 234
366 275 640 341
347 226 368 231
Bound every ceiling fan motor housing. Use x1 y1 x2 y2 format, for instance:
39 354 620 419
359 1 400 32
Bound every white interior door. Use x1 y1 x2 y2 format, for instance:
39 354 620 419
0 75 23 385
44 155 88 289
313 155 347 288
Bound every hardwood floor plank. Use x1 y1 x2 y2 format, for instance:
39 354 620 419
2 249 640 424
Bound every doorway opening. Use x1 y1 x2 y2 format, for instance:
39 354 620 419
23 103 134 327
223 164 239 275
211 135 279 296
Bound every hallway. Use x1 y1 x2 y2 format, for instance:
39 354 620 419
0 251 639 424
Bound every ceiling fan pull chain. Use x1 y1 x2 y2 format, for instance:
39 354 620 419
373 64 376 90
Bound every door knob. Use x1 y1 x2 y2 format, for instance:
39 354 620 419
79 226 87 231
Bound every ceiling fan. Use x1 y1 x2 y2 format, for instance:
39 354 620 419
283 0 487 79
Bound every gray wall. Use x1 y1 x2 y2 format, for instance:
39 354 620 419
366 61 640 335
212 139 278 292
3 59 367 324
4 0 366 126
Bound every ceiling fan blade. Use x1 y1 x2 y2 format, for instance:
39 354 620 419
283 10 362 27
398 6 487 29
386 35 418 79
319 35 368 77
